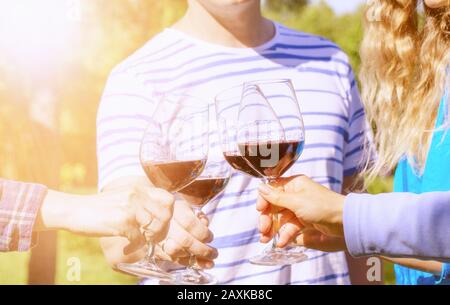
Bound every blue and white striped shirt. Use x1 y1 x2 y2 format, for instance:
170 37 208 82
96 22 370 285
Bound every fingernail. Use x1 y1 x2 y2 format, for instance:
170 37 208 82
258 184 272 195
205 262 214 269
211 249 219 259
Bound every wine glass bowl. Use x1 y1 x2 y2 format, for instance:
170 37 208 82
117 94 209 280
171 159 232 285
216 85 264 178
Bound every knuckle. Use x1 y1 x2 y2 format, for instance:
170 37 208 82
198 229 212 243
129 185 143 198
179 234 194 248
152 220 166 234
181 215 198 231
162 240 178 256
125 210 139 228
159 210 172 223
163 194 175 207
200 246 215 259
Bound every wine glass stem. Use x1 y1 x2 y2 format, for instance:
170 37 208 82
145 242 157 264
186 207 203 276
271 213 280 251
262 177 281 251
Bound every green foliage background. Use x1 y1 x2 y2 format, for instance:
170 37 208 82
0 0 396 285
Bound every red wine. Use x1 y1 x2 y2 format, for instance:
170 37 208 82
142 160 206 192
179 177 230 207
238 140 304 179
223 153 263 178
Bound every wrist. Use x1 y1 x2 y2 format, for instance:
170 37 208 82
327 193 345 237
39 191 89 232
38 190 79 231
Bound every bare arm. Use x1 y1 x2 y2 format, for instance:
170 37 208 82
381 257 442 275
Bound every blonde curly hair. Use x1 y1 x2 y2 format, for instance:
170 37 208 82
360 0 450 181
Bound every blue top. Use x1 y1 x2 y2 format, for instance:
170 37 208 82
344 191 450 261
393 87 450 285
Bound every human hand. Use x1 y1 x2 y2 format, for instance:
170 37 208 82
257 175 345 248
62 185 174 253
154 200 218 269
294 228 347 252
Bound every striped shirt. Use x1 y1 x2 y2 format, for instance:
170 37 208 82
0 178 47 252
97 22 370 284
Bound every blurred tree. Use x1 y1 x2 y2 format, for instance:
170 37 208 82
0 0 366 284
264 1 364 72
0 0 188 284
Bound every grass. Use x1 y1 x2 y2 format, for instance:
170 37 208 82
0 231 138 285
0 178 396 285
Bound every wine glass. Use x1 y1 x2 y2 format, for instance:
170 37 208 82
216 85 264 178
168 159 232 285
117 94 209 279
217 79 308 266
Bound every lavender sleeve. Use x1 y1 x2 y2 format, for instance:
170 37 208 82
344 192 450 261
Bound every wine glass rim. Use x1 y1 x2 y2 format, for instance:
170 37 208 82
215 79 294 102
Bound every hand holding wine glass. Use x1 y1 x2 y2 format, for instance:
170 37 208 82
169 159 232 285
217 79 307 266
154 199 218 267
256 175 347 252
117 94 211 280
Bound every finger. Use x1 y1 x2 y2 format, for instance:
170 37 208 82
140 193 173 227
266 177 291 188
256 193 270 212
258 213 272 235
171 222 218 260
123 227 146 255
196 258 215 270
180 234 218 260
259 202 274 243
299 230 326 251
295 230 346 252
269 175 306 190
260 234 272 244
264 209 302 248
175 257 214 269
144 188 175 211
145 217 170 241
294 233 306 247
162 238 190 258
277 223 301 248
135 206 153 228
174 205 213 243
258 184 300 211
277 209 303 248
197 211 210 227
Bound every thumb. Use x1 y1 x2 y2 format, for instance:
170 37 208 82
258 184 300 212
123 227 146 255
